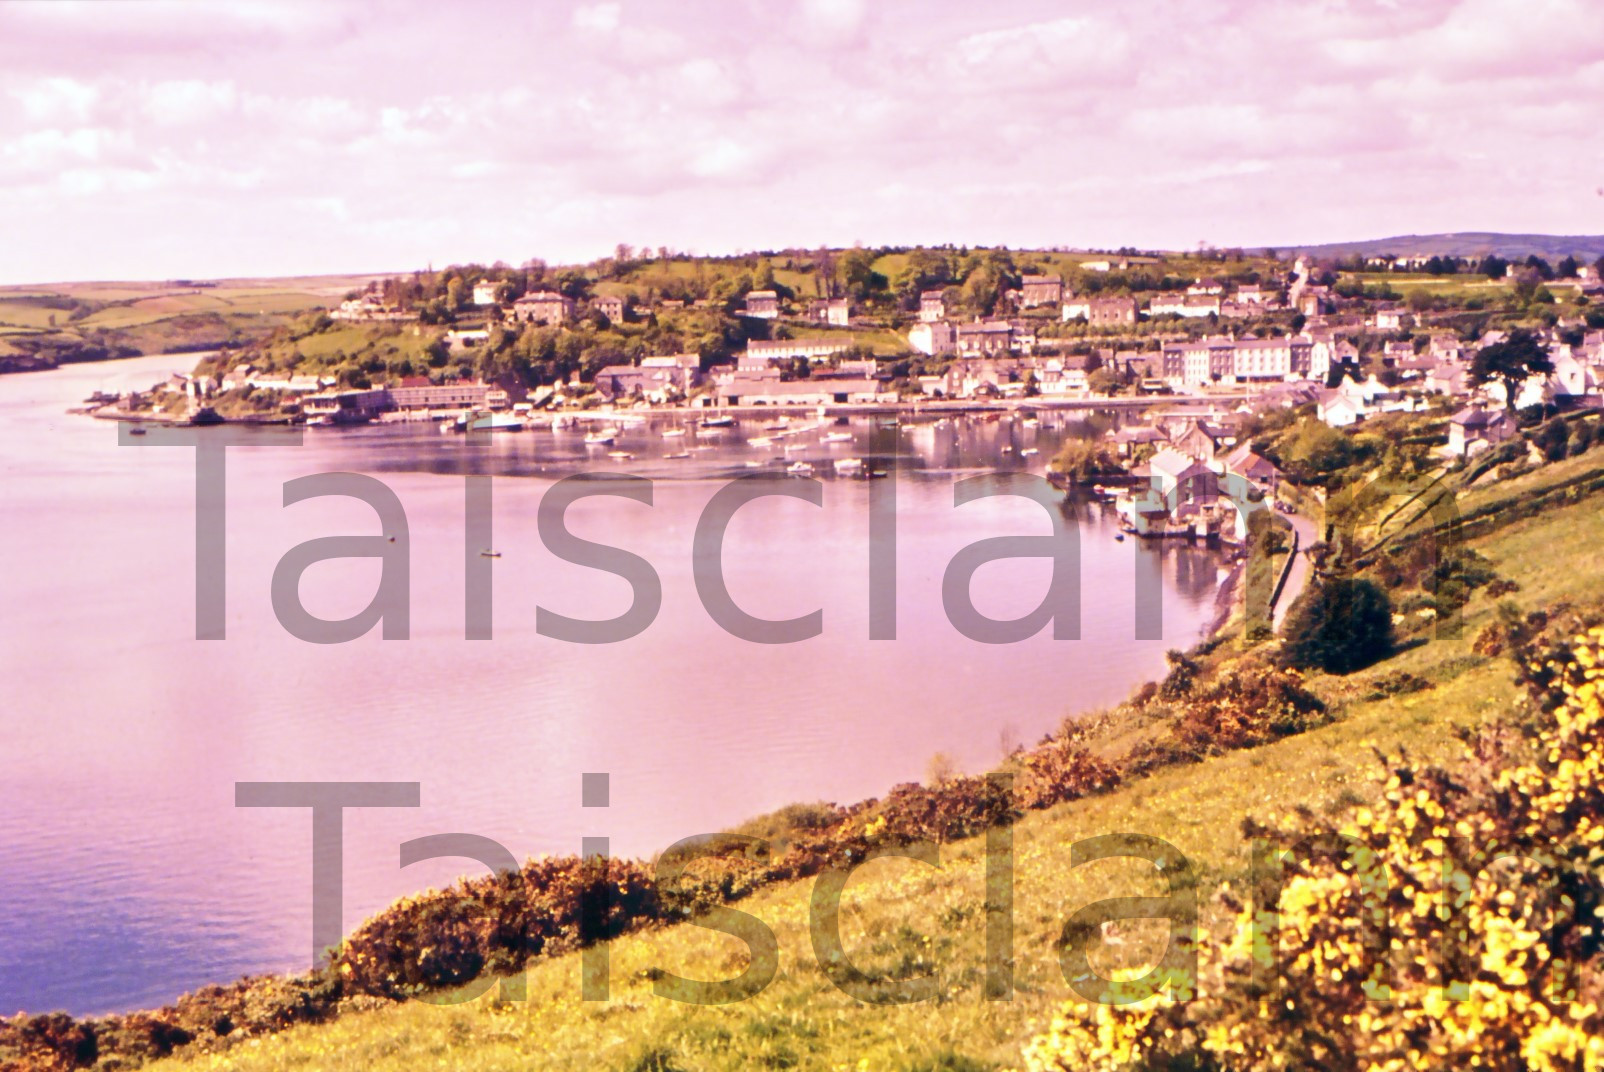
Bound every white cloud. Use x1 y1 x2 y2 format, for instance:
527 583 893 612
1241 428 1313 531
572 2 621 33
143 80 237 126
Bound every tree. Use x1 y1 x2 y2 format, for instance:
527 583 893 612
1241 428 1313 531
1557 255 1580 279
1479 254 1508 279
1280 574 1395 674
1470 327 1554 413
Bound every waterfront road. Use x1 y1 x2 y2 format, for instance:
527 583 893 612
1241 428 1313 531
1274 511 1322 634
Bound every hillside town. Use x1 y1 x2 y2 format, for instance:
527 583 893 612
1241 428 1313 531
79 245 1604 543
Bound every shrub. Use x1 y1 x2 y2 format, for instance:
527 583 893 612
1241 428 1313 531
1024 627 1604 1072
1280 574 1395 674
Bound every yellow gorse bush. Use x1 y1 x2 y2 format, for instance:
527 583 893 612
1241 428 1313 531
1025 628 1604 1072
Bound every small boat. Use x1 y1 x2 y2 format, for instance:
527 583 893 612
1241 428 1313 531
1114 533 1125 542
700 415 735 428
823 432 853 443
584 430 617 446
607 450 634 461
788 461 815 475
468 413 526 433
480 549 502 558
748 436 774 447
783 441 807 452
834 457 864 475
1023 418 1040 429
661 428 687 438
665 451 690 459
127 425 148 436
1021 447 1040 456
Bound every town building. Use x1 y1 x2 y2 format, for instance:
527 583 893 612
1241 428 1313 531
1061 295 1138 325
1018 274 1064 308
955 321 1015 357
908 320 956 356
742 290 780 319
1447 406 1517 456
471 281 500 306
593 295 627 323
743 338 852 364
919 290 947 322
806 298 850 326
511 291 574 326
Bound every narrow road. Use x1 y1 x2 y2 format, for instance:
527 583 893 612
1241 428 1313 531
1273 511 1321 634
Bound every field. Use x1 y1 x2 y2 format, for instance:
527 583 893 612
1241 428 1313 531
143 469 1597 1072
0 275 390 370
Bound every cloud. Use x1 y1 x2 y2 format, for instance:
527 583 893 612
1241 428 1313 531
0 0 1600 283
572 2 621 33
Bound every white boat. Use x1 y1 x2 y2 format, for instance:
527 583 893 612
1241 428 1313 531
1023 418 1040 429
823 432 853 443
1021 447 1040 456
607 450 634 460
783 441 807 452
787 461 815 475
661 428 687 438
834 457 865 475
665 451 690 459
584 429 618 446
700 414 735 428
468 413 526 433
748 436 774 447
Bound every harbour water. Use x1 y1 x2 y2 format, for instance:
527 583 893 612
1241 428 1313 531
0 355 1221 1015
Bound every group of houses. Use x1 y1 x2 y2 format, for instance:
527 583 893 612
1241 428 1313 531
1102 413 1284 541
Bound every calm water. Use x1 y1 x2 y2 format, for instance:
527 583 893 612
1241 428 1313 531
0 356 1220 1015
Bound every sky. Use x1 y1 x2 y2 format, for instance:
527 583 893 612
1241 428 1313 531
2 0 1603 284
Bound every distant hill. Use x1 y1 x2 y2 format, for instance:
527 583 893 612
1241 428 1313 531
1284 232 1604 263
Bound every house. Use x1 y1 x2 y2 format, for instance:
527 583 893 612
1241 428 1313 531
908 320 956 356
716 376 883 406
1149 292 1221 319
1019 274 1064 308
743 290 780 319
1230 337 1311 382
593 294 627 323
593 361 694 403
742 338 852 364
1062 295 1138 325
1167 417 1235 463
955 320 1014 357
1160 337 1235 387
806 298 850 326
511 291 574 326
1447 406 1517 456
1426 362 1471 396
938 357 1028 398
1316 377 1369 427
1108 425 1168 457
1188 278 1225 296
1080 260 1113 272
1236 283 1271 305
1296 287 1332 316
1220 442 1281 491
387 378 497 410
472 281 500 306
1372 305 1413 331
331 293 413 322
1141 448 1222 514
919 290 947 322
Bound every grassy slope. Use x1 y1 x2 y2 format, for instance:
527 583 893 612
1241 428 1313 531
145 475 1599 1072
